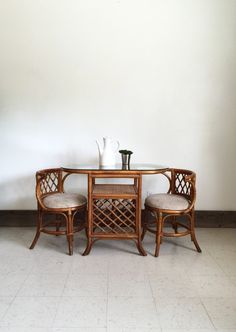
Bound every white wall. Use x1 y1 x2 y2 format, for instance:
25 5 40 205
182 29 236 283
0 0 236 210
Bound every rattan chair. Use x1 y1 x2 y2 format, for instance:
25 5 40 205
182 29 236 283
30 168 87 255
142 168 201 257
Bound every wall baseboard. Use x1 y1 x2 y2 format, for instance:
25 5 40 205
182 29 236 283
0 210 235 227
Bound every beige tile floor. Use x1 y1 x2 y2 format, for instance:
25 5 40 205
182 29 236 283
0 227 236 332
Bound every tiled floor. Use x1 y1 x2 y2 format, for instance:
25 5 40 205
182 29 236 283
0 227 236 332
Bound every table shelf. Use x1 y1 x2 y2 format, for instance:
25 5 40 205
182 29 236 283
92 184 137 198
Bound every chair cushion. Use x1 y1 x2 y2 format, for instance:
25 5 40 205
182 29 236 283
43 193 87 209
145 193 189 211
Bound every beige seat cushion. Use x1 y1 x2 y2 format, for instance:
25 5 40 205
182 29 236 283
43 193 87 209
145 193 189 211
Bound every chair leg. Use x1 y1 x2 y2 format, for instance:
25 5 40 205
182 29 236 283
30 209 42 249
141 208 148 241
66 212 74 256
172 216 178 234
84 207 89 239
155 212 162 257
56 215 61 236
190 210 202 253
83 208 87 233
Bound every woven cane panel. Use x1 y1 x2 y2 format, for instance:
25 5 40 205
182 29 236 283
40 172 59 194
93 184 136 196
174 173 191 196
92 198 136 234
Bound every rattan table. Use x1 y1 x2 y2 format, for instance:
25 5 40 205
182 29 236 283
62 164 168 256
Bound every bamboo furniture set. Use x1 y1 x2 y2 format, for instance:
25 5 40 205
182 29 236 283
30 165 201 256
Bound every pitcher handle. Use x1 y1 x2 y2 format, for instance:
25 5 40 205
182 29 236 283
115 140 120 152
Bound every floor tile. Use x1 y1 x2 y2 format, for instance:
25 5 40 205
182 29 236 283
199 229 236 247
52 328 107 332
1 297 59 327
70 255 109 275
216 329 236 332
0 297 13 320
0 239 31 256
183 253 225 276
197 228 235 243
30 254 73 274
149 273 198 298
0 254 34 274
63 274 107 297
0 273 28 296
122 328 162 332
201 297 236 329
155 297 214 329
0 228 26 241
190 275 236 297
108 273 152 297
0 329 104 332
230 277 236 287
18 273 68 296
107 328 162 332
54 296 107 328
208 250 236 276
108 255 148 276
107 296 160 329
144 254 189 276
0 328 51 332
161 329 215 332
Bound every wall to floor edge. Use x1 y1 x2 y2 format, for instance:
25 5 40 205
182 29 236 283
0 210 235 228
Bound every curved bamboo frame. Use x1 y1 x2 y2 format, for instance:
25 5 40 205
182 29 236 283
30 168 87 255
142 168 201 257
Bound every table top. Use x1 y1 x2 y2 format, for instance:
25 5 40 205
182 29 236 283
62 163 168 174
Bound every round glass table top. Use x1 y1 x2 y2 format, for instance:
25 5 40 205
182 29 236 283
62 163 168 172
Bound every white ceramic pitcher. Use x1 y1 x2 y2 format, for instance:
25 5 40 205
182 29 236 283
96 137 120 166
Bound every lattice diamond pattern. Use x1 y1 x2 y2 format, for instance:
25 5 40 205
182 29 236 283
92 198 136 234
175 173 191 195
40 172 59 194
